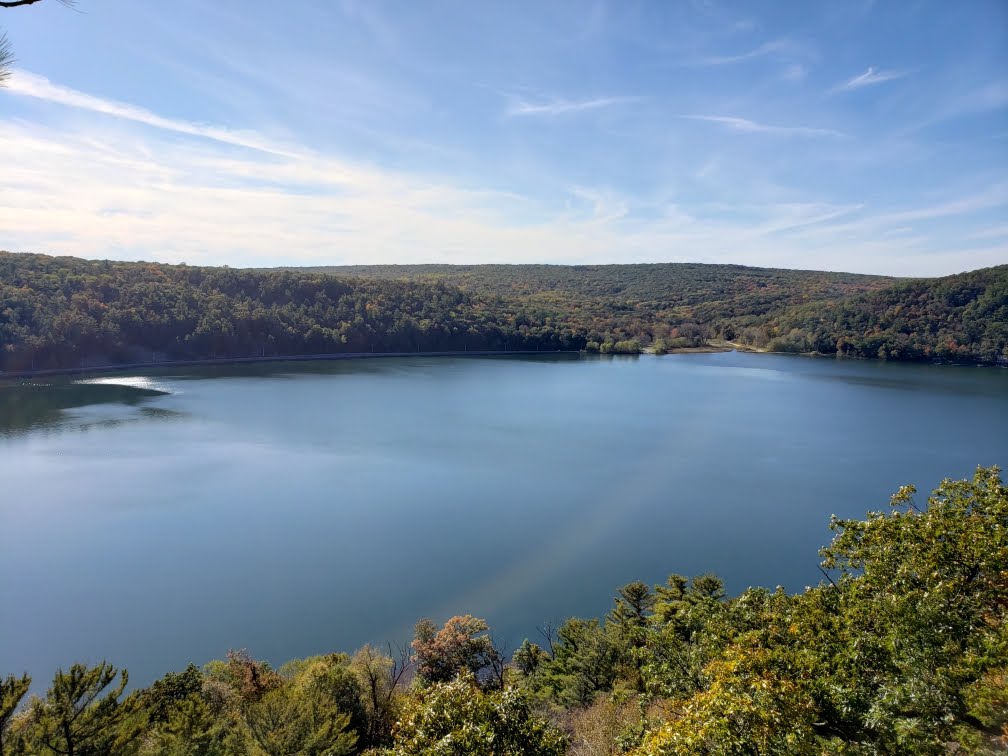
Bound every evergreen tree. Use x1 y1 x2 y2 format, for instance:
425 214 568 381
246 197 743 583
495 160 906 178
28 662 139 756
0 673 30 755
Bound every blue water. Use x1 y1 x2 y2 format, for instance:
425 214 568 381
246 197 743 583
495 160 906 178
1 352 1006 688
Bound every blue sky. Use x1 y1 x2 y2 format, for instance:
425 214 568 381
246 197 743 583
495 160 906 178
0 0 1005 275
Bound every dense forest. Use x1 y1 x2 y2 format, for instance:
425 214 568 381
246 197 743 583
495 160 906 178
0 253 583 373
2 466 1005 754
309 262 1008 364
2 252 1007 373
294 262 897 355
730 266 1008 363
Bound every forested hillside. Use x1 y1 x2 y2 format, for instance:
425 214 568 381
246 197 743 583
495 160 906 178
730 265 1008 363
296 262 895 351
2 252 1006 372
0 253 583 373
306 262 1008 365
2 467 1006 754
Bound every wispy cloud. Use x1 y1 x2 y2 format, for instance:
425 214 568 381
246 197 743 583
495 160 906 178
505 95 635 117
690 38 803 67
566 185 629 224
875 182 1008 224
780 184 1008 242
1 71 1004 277
832 66 907 93
5 70 302 157
680 114 846 138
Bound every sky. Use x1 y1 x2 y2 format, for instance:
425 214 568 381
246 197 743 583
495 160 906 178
0 0 1006 276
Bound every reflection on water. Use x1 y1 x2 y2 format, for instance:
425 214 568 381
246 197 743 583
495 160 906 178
71 406 187 434
0 380 172 437
77 375 176 393
805 364 1003 396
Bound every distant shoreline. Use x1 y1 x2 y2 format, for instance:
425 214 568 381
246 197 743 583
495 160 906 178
3 343 997 382
0 349 585 380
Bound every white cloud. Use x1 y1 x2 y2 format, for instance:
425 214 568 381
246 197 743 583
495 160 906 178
505 96 635 117
680 114 846 138
5 70 302 157
691 38 799 67
0 72 1004 277
832 66 907 92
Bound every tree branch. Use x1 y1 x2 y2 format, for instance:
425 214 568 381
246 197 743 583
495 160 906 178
0 0 76 7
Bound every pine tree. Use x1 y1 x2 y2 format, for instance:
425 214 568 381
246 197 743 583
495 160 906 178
29 662 139 755
0 673 31 755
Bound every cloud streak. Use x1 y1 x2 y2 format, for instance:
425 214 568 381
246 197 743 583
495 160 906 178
680 114 846 138
505 96 634 117
832 66 907 92
690 38 801 67
1 71 1004 277
5 70 302 157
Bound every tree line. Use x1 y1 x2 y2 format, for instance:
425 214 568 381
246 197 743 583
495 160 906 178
0 253 584 372
2 466 1006 754
725 265 1008 364
2 252 1006 372
313 261 1008 365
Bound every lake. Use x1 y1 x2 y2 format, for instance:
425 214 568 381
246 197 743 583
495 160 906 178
2 352 1006 689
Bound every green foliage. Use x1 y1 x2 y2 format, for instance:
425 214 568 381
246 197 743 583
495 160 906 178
512 639 549 679
139 663 203 725
540 618 619 706
630 466 1008 755
811 465 1008 751
243 684 356 756
26 662 139 755
636 638 820 755
0 673 31 755
145 694 226 756
599 339 641 354
0 253 582 372
390 671 567 756
349 644 408 749
7 253 1002 372
609 581 656 693
2 466 1005 754
279 653 366 743
610 582 655 642
736 265 1008 364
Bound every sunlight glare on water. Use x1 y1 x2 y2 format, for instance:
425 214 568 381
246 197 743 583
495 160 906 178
76 375 175 394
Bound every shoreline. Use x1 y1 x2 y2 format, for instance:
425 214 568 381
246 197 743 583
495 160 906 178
0 349 582 381
2 343 999 382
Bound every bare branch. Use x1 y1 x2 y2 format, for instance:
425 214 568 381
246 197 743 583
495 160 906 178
387 639 413 691
486 633 509 689
536 621 557 659
0 0 76 7
818 565 839 590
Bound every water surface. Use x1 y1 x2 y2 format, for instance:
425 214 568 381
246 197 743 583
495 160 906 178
2 352 1006 687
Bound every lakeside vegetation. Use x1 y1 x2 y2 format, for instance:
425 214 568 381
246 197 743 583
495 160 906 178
2 466 1006 754
301 262 1008 364
2 252 1006 372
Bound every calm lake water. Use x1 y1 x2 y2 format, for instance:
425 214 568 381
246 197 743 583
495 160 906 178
2 352 1006 689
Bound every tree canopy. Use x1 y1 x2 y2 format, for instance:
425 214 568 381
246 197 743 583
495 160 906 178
3 252 1005 372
